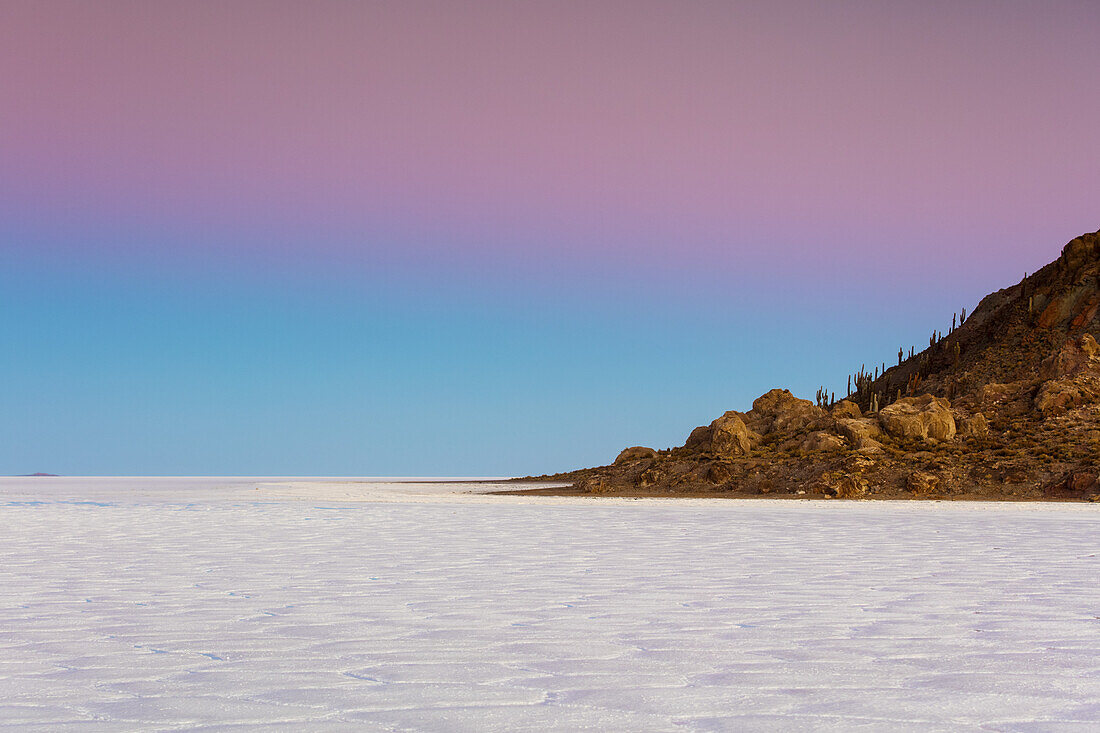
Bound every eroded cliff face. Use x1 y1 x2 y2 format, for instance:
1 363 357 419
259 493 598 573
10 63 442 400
538 230 1100 500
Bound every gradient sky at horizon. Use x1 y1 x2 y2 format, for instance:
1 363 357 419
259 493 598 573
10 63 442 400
3 1 1098 475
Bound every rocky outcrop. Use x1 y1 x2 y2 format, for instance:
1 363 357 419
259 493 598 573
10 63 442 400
530 229 1100 501
801 431 845 452
1033 334 1100 417
835 418 881 443
878 394 956 441
746 389 822 434
958 412 990 438
683 411 761 458
831 400 862 419
906 470 942 496
1034 378 1100 417
1040 334 1100 379
615 446 657 464
1043 469 1100 500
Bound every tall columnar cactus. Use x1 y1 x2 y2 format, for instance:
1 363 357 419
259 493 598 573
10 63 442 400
960 307 967 324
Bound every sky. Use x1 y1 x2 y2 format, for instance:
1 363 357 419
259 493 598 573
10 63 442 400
2 0 1099 476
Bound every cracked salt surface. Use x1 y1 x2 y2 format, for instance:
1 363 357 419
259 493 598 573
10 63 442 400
1 477 1098 731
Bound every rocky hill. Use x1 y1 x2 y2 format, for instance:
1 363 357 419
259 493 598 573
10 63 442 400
533 229 1100 500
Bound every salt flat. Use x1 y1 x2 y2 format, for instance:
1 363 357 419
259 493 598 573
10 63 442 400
1 477 1098 731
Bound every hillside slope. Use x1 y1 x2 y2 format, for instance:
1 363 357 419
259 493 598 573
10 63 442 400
534 229 1100 500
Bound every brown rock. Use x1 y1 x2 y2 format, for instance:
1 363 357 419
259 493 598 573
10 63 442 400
682 411 761 458
1060 232 1100 275
705 463 732 484
578 477 615 494
959 413 990 438
1038 297 1069 328
614 446 657 464
747 388 823 434
831 400 862 420
683 425 712 451
835 418 881 443
907 470 941 496
1035 377 1100 417
835 475 869 499
1069 294 1100 329
1045 470 1099 499
710 411 760 457
801 431 845 452
978 382 1022 406
637 465 662 487
1040 334 1100 380
817 471 868 498
855 437 885 454
878 394 957 442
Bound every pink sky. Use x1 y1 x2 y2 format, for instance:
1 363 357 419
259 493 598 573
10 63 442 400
3 1 1097 275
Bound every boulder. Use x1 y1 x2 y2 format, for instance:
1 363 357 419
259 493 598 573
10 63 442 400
614 446 657 464
636 465 662 488
1044 469 1100 500
747 388 823 434
683 425 712 451
682 411 761 458
705 463 732 484
1060 232 1100 275
800 431 845 452
978 382 1023 407
854 437 885 455
831 400 862 420
710 411 760 457
835 475 869 499
906 470 941 496
835 418 881 443
817 471 868 498
1040 334 1100 380
958 412 990 438
1034 377 1100 417
878 394 956 441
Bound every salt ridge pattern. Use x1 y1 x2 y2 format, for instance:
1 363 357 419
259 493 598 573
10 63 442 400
1 478 1099 731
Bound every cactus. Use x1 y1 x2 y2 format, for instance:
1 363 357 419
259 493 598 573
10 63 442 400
960 306 967 324
954 341 961 363
952 312 957 332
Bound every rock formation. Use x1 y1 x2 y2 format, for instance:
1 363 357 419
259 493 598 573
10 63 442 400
529 229 1100 501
